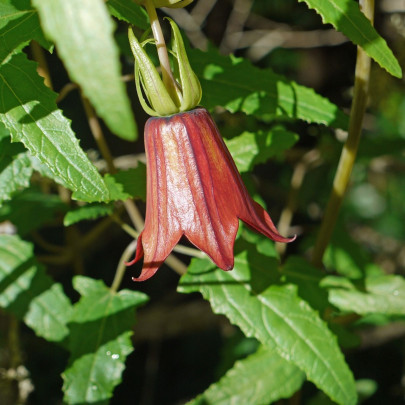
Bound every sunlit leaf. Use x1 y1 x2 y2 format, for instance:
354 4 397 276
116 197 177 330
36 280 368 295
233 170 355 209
64 203 114 226
189 345 305 405
179 242 357 405
104 164 147 202
0 53 109 202
189 48 349 129
0 135 32 204
0 234 73 342
226 129 299 172
323 275 405 316
0 0 49 63
299 0 402 78
32 0 137 140
107 0 149 29
62 276 148 404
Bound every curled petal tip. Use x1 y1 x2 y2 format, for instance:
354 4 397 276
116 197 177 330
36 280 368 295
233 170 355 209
132 267 159 282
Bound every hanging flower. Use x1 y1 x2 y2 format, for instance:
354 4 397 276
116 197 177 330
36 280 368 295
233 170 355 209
126 18 294 281
127 108 295 281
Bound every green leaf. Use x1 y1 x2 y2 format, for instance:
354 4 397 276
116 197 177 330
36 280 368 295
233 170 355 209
324 225 384 279
225 129 299 172
62 276 148 404
0 135 33 204
0 188 67 236
189 345 305 405
299 0 402 78
179 243 357 405
189 48 349 129
0 52 109 202
64 203 114 226
107 0 149 29
32 0 137 141
281 256 329 312
104 164 147 202
324 275 405 316
0 234 73 342
0 0 49 63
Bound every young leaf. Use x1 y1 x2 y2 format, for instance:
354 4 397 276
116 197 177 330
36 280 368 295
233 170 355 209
32 0 137 141
324 275 405 316
0 136 33 204
299 0 402 78
225 129 299 172
0 234 73 342
189 48 349 129
104 164 147 202
64 203 114 226
107 0 149 29
0 52 109 202
179 244 357 405
0 0 50 63
189 345 305 405
0 188 67 236
62 276 148 404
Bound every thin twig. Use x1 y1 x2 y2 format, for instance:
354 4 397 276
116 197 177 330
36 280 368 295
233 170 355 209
276 149 321 256
111 240 137 293
80 95 116 173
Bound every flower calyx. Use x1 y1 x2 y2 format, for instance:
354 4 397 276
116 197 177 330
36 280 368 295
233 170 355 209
128 18 202 117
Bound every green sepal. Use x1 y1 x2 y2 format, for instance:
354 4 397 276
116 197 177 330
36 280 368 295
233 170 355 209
128 28 178 116
128 19 202 117
167 18 202 111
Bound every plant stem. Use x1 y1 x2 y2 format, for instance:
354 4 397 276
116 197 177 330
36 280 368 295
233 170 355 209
144 0 180 100
311 0 373 268
111 240 137 293
81 95 116 174
276 149 321 256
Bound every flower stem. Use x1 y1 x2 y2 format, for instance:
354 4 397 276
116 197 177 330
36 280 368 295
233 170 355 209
311 0 373 268
144 0 180 102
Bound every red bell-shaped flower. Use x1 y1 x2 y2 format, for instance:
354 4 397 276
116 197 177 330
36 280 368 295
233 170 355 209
127 108 295 281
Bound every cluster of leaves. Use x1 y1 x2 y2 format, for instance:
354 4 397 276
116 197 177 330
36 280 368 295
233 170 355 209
0 0 404 404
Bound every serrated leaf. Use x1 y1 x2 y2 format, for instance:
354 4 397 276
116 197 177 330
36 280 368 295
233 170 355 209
64 203 114 226
189 48 348 129
189 345 305 405
299 0 402 78
179 243 357 405
104 164 147 202
225 129 299 172
0 0 50 63
32 0 137 141
324 275 405 316
0 234 73 342
62 276 148 404
0 188 67 235
0 135 33 204
107 0 149 29
0 52 109 202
